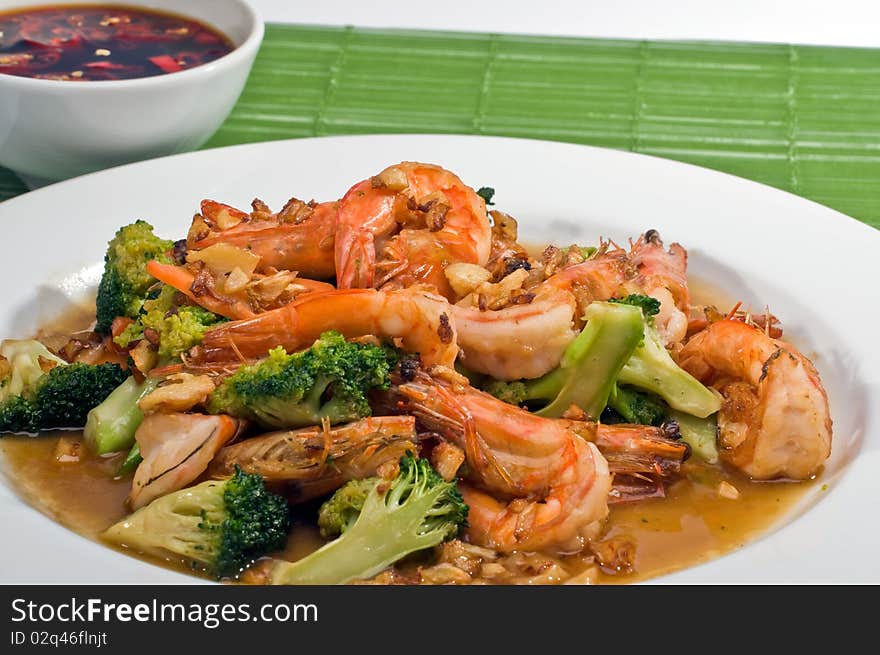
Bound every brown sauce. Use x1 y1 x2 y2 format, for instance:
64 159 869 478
0 4 234 81
0 279 816 584
0 434 813 584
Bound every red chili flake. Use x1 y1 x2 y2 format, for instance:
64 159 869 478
148 54 181 72
83 60 128 69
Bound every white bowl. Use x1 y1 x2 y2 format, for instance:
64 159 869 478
0 0 264 185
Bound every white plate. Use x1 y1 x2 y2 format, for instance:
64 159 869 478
0 134 877 584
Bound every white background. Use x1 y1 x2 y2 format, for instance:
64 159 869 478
249 0 880 48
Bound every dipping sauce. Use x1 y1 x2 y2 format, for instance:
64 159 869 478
0 4 234 81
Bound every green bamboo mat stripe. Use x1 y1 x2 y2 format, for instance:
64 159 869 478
3 24 880 229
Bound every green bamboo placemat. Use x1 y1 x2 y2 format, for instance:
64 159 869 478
2 24 879 229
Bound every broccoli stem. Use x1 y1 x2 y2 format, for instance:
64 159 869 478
670 409 719 463
117 443 142 475
534 302 644 419
271 483 450 585
617 322 721 418
84 376 159 455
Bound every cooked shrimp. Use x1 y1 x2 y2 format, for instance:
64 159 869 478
336 162 492 299
678 319 831 479
146 260 256 320
628 230 689 345
541 244 631 309
385 370 611 553
450 247 630 380
145 261 334 321
568 421 690 503
450 287 578 380
190 199 338 279
129 413 242 509
137 373 215 414
335 178 402 288
208 416 417 502
198 287 458 368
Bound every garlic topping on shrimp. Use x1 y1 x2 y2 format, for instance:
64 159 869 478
386 370 611 553
449 245 630 380
678 319 832 479
189 198 338 279
336 162 492 300
198 287 458 369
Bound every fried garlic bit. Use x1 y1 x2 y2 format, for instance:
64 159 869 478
138 373 215 414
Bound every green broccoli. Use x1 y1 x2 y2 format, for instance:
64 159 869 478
207 331 397 429
484 302 645 419
317 477 378 539
0 340 128 434
102 467 290 579
670 410 719 464
485 294 719 424
84 375 160 454
615 297 721 418
607 384 668 426
271 455 467 585
604 385 720 463
117 442 144 476
114 285 226 358
95 220 174 334
609 293 661 317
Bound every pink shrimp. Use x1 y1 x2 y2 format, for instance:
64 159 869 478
678 319 832 479
449 245 631 380
129 413 242 509
334 178 402 289
208 416 418 503
628 230 690 345
197 287 458 368
190 199 338 279
385 370 611 553
450 286 578 380
146 260 335 321
336 162 492 300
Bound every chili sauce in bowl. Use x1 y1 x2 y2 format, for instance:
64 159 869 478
0 4 235 81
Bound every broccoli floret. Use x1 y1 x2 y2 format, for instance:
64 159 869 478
610 293 661 318
604 386 719 463
0 396 36 433
114 285 226 358
95 220 173 334
84 376 160 454
102 467 290 579
207 331 397 429
476 186 495 205
617 320 720 419
484 302 645 419
607 384 668 426
608 293 719 417
485 297 720 422
317 477 379 539
271 455 467 585
0 340 128 434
